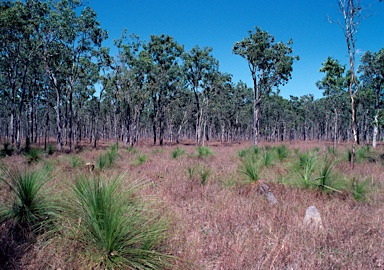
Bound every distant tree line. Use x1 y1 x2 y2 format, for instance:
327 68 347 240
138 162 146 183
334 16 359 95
0 0 383 153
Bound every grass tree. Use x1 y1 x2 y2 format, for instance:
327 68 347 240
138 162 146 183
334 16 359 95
57 174 174 269
0 164 56 237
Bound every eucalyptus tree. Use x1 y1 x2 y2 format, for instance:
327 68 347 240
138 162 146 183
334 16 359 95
214 81 253 143
146 34 184 145
261 92 292 142
41 0 107 151
200 71 232 144
288 95 316 141
182 46 219 145
328 0 373 167
233 26 299 146
114 33 155 146
317 57 346 148
0 0 48 153
358 49 384 147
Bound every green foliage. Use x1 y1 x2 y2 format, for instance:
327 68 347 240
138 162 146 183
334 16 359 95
239 157 259 183
97 153 108 171
327 146 337 155
187 166 195 179
171 147 185 159
261 148 275 167
97 145 120 170
317 157 335 191
126 145 135 154
252 146 260 156
132 153 148 166
275 144 289 161
106 146 119 165
346 145 377 164
0 165 55 236
58 174 173 269
294 151 317 186
24 148 43 164
199 166 210 185
196 146 213 158
68 155 83 168
351 178 370 202
237 148 249 159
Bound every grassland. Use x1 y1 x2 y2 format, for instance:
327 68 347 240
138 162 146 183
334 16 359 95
0 140 383 269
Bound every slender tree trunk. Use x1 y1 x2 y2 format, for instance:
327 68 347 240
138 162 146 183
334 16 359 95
334 108 338 149
68 88 73 152
55 86 63 151
373 112 379 148
252 70 260 146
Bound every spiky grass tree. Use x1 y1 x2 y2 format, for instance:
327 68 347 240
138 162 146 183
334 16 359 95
317 157 334 191
275 144 289 161
58 174 173 269
239 157 259 184
171 147 185 159
294 151 317 187
0 164 56 237
24 148 43 164
196 146 213 159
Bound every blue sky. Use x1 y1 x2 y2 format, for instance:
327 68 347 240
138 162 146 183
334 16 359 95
91 0 384 99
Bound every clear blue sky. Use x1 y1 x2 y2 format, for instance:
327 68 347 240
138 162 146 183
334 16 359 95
91 0 384 99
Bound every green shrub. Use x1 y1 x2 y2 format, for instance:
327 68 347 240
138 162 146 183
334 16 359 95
58 174 173 269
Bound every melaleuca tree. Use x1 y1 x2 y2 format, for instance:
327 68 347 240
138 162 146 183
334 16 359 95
233 26 299 146
358 49 384 147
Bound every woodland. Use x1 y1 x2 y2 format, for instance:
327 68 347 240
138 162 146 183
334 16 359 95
1 0 384 269
0 0 383 154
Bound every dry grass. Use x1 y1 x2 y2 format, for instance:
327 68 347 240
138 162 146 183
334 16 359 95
1 140 384 269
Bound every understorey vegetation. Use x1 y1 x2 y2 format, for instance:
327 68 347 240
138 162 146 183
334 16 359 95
0 141 383 269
